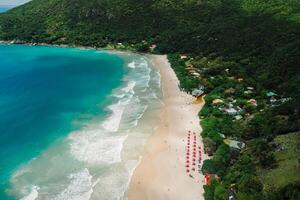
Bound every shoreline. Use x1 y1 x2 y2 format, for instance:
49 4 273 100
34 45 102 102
0 40 144 54
1 43 208 199
127 55 208 200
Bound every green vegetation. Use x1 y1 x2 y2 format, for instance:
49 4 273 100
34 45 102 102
0 0 299 199
259 132 300 193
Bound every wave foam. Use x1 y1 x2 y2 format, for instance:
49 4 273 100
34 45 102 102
70 130 127 165
101 102 125 132
54 168 93 200
128 61 136 69
103 81 136 132
20 185 40 200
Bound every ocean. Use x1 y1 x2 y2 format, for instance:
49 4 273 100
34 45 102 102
0 45 162 199
0 6 11 13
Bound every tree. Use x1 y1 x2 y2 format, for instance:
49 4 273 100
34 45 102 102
202 159 217 174
214 184 227 200
213 144 231 176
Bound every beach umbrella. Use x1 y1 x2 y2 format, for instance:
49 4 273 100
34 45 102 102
186 160 189 163
193 158 196 161
192 168 195 171
186 169 190 173
186 164 189 167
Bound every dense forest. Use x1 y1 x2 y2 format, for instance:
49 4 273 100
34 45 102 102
0 0 299 199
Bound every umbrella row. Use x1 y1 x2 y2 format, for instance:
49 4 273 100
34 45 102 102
185 130 202 175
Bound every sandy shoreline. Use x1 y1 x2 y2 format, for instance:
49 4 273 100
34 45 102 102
127 55 208 200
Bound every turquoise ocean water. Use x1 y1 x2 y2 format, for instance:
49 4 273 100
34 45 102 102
0 45 162 199
0 6 11 13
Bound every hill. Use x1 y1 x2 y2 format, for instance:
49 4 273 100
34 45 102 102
0 0 299 199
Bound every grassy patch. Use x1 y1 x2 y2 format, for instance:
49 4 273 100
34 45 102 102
259 132 300 192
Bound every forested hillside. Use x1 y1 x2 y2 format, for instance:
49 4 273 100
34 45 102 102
0 0 299 199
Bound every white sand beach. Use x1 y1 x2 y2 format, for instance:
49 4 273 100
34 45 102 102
127 55 209 200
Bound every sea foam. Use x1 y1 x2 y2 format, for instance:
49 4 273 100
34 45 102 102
20 185 40 200
54 168 94 200
69 131 128 165
9 53 162 200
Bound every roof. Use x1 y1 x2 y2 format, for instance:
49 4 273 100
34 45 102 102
192 89 204 97
267 91 277 97
224 139 245 150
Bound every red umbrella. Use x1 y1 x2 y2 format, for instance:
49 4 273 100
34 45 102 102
186 169 190 173
192 168 195 171
193 158 196 161
186 164 189 168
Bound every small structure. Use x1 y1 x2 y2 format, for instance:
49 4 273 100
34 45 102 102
186 64 194 70
204 174 219 185
237 78 243 82
267 91 277 97
192 86 204 97
212 99 224 105
224 88 235 94
248 99 257 106
150 44 157 51
224 139 245 150
192 72 200 77
234 115 243 120
228 187 237 200
247 87 254 90
244 90 253 94
225 108 239 115
180 55 188 59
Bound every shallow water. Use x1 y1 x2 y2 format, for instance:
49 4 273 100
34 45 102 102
0 6 11 13
0 45 162 199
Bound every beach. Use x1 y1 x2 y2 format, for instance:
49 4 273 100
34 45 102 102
127 55 209 200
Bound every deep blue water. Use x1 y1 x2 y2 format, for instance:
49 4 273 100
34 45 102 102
0 45 124 198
